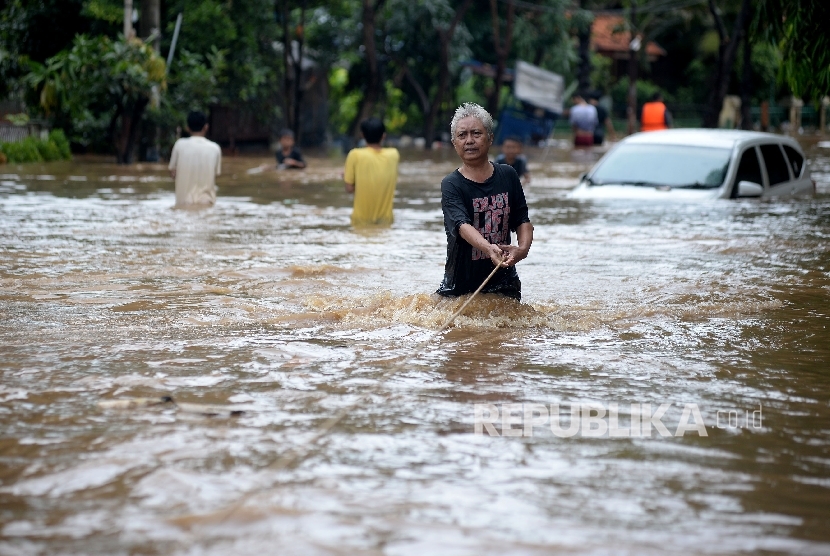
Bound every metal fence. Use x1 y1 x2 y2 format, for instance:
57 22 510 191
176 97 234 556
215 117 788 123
548 102 827 136
632 103 824 131
0 122 48 144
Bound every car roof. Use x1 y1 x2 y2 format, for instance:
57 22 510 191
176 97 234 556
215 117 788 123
621 129 801 150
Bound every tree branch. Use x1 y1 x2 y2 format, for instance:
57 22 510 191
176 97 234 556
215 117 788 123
709 0 727 42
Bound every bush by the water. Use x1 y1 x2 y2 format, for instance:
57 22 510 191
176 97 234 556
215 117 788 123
49 129 72 159
0 132 72 164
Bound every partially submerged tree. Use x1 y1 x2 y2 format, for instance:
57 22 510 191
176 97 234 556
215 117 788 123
352 0 386 134
28 34 166 163
702 0 751 128
573 1 593 98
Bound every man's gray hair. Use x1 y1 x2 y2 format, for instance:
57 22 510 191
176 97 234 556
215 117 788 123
450 102 495 139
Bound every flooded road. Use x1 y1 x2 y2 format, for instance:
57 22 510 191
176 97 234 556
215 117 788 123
1 141 830 555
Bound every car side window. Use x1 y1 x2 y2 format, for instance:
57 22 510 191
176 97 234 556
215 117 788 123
732 147 763 197
760 144 791 186
782 145 804 178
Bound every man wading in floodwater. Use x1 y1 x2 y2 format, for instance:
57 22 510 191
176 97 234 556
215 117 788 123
168 111 222 208
344 117 400 226
437 103 533 301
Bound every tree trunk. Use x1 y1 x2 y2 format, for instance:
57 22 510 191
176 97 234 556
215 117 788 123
626 1 638 135
123 0 134 38
703 0 751 128
423 0 473 148
139 0 160 50
123 97 149 164
399 66 430 116
739 2 752 130
576 0 592 97
351 0 384 138
280 0 294 134
486 0 514 117
292 1 307 141
115 97 149 164
139 0 160 161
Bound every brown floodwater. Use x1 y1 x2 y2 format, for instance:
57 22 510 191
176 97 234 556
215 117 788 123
1 139 830 555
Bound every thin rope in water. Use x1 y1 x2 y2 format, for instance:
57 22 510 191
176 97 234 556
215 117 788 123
209 255 507 523
436 255 506 332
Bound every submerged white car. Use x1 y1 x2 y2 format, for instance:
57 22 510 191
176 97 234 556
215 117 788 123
571 129 815 200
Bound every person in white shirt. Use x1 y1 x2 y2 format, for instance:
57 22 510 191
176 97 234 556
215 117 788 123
168 111 222 208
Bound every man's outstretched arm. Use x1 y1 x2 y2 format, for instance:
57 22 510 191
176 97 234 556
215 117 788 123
499 222 533 267
458 223 508 268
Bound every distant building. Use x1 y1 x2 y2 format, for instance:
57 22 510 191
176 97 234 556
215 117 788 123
591 14 666 78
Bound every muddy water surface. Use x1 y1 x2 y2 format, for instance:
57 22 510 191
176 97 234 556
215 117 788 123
1 142 830 555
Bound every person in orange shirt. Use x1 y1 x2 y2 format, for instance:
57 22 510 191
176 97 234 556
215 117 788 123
640 92 673 132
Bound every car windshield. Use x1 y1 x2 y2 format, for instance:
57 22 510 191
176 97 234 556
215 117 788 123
589 143 731 188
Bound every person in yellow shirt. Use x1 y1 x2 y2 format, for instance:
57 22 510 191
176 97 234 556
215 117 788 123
343 118 400 226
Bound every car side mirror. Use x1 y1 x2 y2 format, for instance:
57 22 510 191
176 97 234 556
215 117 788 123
579 172 587 182
737 180 763 197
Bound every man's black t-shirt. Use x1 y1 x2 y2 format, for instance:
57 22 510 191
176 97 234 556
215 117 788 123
494 153 528 180
276 148 305 167
437 163 531 300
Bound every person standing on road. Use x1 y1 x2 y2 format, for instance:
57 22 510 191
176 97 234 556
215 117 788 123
343 117 400 226
168 111 222 208
640 92 673 132
437 103 533 301
569 94 599 148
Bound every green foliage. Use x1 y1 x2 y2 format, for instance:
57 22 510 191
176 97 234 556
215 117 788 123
0 133 71 163
26 34 166 149
380 0 474 135
151 47 226 153
160 0 281 145
0 0 88 63
166 1 237 63
673 58 709 105
383 81 409 134
755 0 830 98
162 48 226 117
305 2 361 70
589 53 613 94
81 0 123 25
455 73 488 107
165 0 279 104
492 0 573 78
0 137 43 163
749 41 781 93
328 67 361 135
35 137 62 161
49 129 72 159
610 77 666 110
698 30 720 57
5 113 29 126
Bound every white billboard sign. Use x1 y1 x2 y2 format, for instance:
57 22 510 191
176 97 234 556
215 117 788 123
513 60 565 114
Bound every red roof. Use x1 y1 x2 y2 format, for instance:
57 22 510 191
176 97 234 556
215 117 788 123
591 14 666 59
